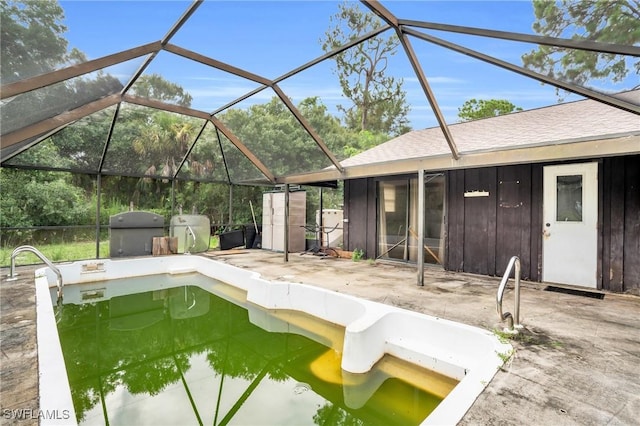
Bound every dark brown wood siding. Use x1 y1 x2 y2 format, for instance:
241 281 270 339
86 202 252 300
446 165 537 279
343 178 376 258
530 164 543 281
622 157 640 292
444 158 638 288
343 154 638 292
462 167 498 276
496 165 533 278
446 170 465 271
602 155 640 293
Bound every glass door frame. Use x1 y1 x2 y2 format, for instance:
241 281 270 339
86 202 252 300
376 177 413 261
375 172 445 265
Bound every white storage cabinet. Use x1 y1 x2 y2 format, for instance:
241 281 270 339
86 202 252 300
262 191 306 252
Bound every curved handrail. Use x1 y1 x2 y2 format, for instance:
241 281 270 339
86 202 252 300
496 255 521 331
8 245 63 301
184 225 197 254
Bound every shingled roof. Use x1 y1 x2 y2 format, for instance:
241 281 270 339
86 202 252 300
341 90 640 170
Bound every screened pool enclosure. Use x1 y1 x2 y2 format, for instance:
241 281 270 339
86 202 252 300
2 0 638 261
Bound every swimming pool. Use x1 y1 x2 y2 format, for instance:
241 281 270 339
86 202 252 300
35 255 511 425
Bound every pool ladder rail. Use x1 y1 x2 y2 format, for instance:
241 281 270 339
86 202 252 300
7 245 63 302
184 225 196 254
496 255 522 333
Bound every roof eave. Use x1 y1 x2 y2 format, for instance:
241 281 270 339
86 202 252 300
278 133 640 184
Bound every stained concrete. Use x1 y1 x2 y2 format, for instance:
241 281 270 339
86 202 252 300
207 250 640 426
1 252 639 425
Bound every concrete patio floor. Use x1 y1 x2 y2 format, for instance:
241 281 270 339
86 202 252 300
1 249 639 425
205 249 640 426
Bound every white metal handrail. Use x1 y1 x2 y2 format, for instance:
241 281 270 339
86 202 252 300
496 255 521 331
184 225 197 254
7 245 63 301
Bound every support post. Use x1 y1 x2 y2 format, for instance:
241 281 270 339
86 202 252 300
284 184 289 262
95 173 102 259
171 180 176 217
319 187 324 246
228 184 233 226
417 170 425 286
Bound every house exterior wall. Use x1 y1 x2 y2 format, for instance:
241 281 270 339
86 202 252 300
446 165 539 281
342 154 639 293
447 164 544 281
602 155 640 293
343 178 377 257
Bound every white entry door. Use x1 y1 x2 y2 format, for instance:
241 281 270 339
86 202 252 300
543 163 598 287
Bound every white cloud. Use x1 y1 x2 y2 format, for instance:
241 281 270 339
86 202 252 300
404 76 467 85
186 78 348 113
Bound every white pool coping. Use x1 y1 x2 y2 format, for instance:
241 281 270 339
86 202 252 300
36 255 512 426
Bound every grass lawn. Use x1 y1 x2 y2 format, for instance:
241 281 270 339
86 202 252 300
0 235 220 268
0 241 110 268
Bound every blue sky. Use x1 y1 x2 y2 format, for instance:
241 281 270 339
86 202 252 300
59 1 636 130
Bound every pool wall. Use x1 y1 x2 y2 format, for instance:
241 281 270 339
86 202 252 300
36 255 511 426
34 268 77 426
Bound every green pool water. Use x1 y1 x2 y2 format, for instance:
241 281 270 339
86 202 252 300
54 275 457 425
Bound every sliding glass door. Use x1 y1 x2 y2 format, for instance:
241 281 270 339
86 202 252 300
424 174 445 265
378 179 414 261
377 174 444 265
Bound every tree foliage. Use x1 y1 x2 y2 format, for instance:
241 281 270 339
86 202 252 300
522 0 640 94
0 0 123 136
321 1 410 136
342 130 390 157
0 0 68 83
129 74 194 108
457 99 523 122
132 111 197 180
0 0 367 232
0 168 90 227
218 96 352 176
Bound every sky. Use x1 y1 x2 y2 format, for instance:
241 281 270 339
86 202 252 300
57 0 637 130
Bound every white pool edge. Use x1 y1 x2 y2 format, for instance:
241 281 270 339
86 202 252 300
34 268 77 425
36 255 512 426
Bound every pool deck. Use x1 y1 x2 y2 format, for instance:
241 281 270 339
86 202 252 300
2 250 639 425
1 265 38 426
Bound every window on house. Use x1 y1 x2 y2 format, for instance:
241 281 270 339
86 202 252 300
556 175 583 222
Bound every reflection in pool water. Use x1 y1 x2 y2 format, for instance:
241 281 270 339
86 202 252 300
55 275 458 425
